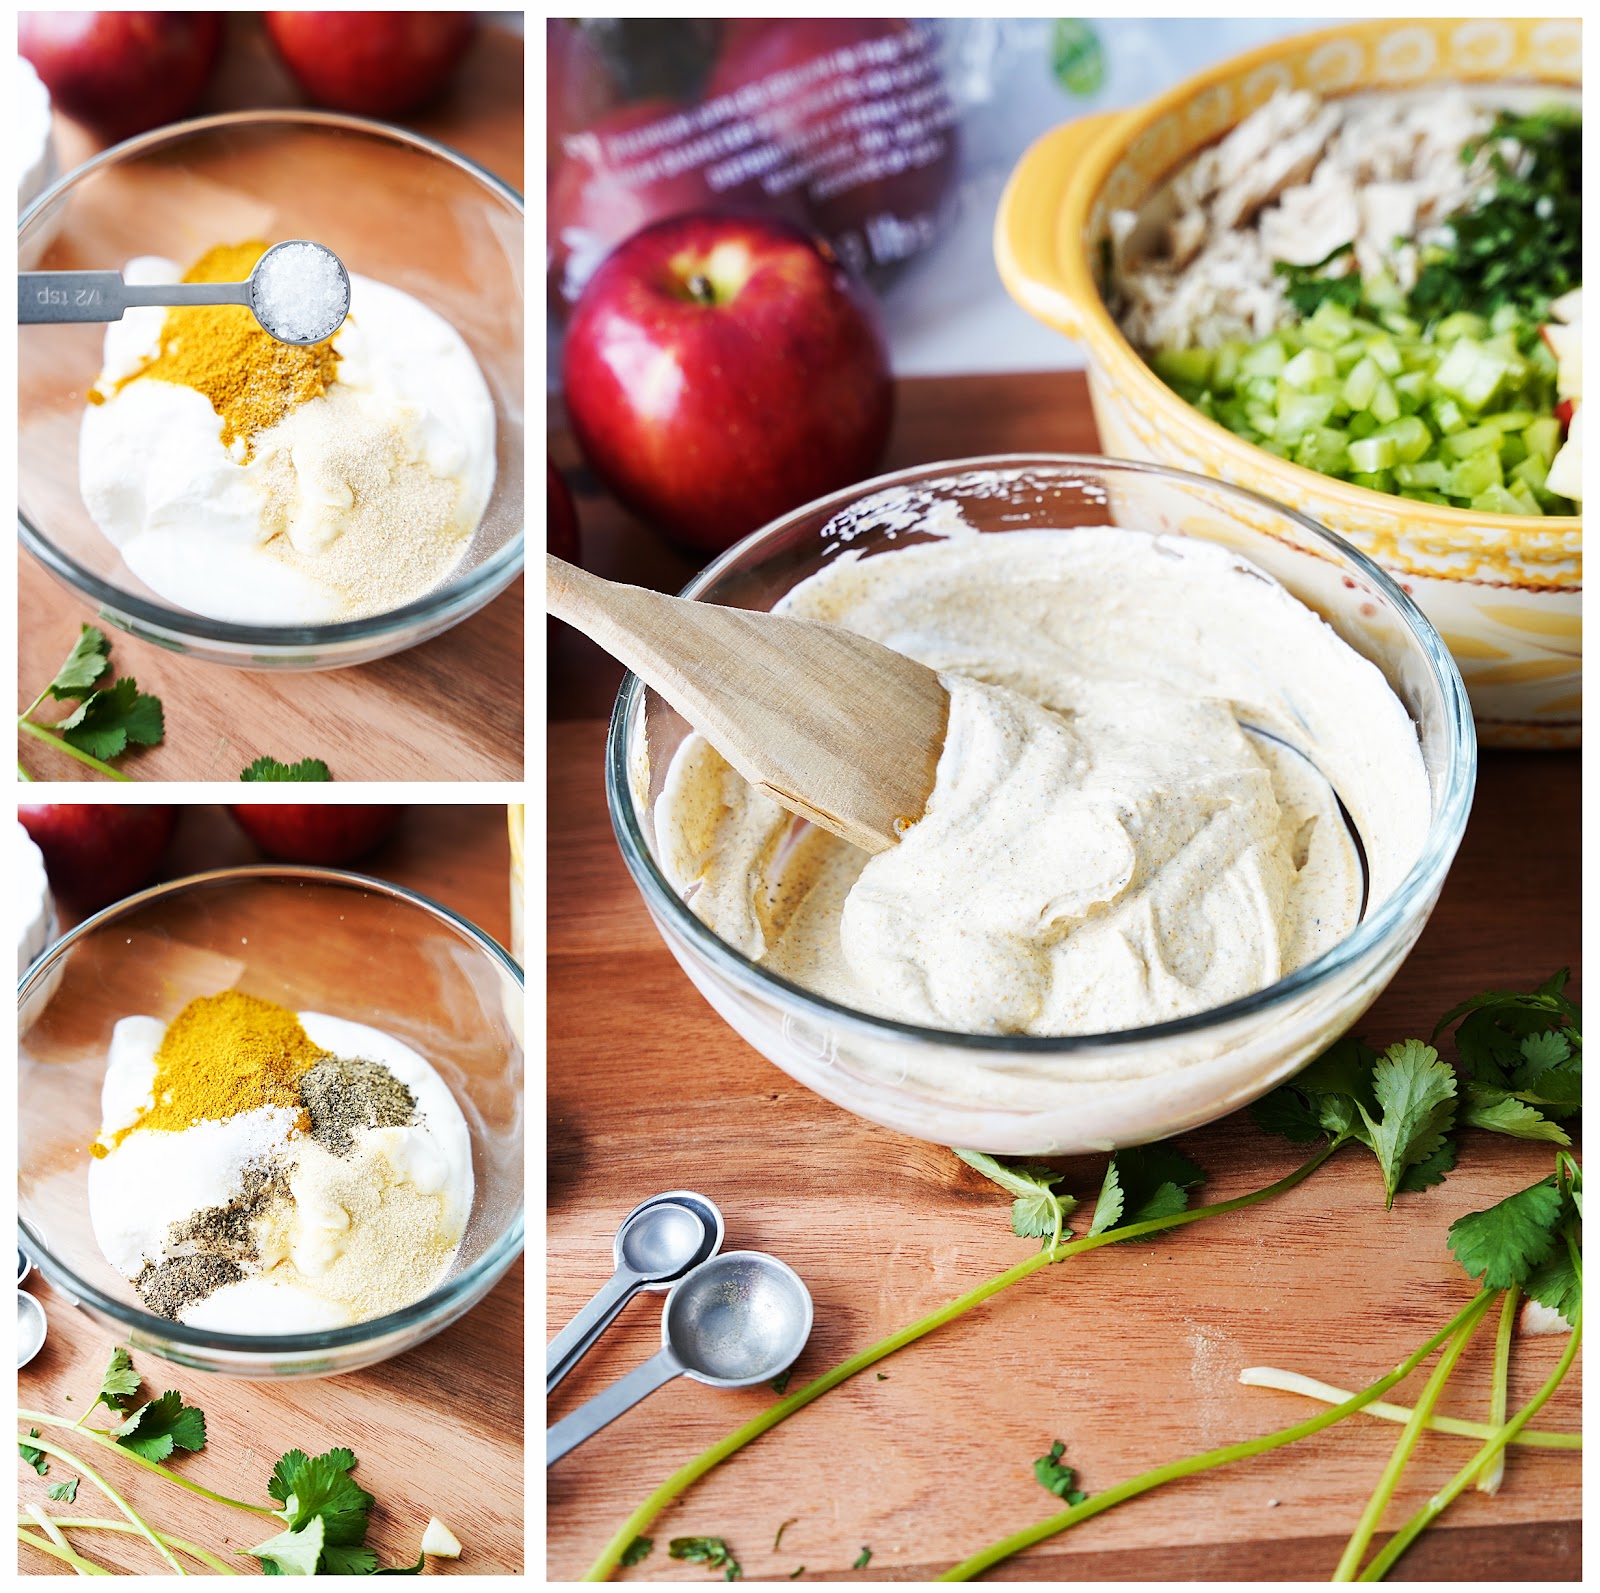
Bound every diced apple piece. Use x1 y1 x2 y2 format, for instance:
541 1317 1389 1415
421 1518 463 1559
1547 286 1583 325
1544 402 1582 500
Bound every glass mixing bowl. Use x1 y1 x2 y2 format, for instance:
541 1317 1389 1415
18 867 524 1378
18 112 523 670
606 456 1477 1155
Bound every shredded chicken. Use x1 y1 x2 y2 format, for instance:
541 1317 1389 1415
1113 89 1504 351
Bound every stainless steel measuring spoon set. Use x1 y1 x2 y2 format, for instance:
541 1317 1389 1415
546 1190 812 1466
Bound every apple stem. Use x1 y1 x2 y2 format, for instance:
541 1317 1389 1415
685 272 717 306
16 718 132 781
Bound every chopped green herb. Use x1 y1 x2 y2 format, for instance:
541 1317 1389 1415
1033 1439 1088 1504
669 1536 742 1580
772 1519 797 1552
111 1392 206 1463
875 1372 888 1381
46 1476 79 1504
241 755 333 782
19 1431 48 1476
621 1534 654 1566
789 1568 804 1579
852 1546 872 1569
770 1369 792 1396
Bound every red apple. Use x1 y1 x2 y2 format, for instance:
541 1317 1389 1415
18 11 221 143
229 805 404 866
549 97 807 314
19 803 177 910
548 461 581 565
562 212 893 554
706 18 958 276
263 11 474 118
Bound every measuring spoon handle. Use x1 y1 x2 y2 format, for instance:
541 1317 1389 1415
545 1268 640 1391
547 1347 682 1466
18 271 251 326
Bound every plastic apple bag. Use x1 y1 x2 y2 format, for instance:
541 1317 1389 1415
547 17 964 312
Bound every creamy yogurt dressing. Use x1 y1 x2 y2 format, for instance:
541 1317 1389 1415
658 529 1429 1038
79 257 496 624
88 1011 473 1334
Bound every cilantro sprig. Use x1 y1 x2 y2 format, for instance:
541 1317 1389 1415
20 1347 449 1576
953 1149 1076 1249
18 625 164 781
669 1535 742 1580
241 755 334 782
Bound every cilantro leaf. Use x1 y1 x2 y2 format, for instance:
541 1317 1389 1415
321 1543 379 1575
622 1536 654 1566
669 1537 742 1580
1088 1144 1205 1238
241 756 333 783
252 1514 325 1577
268 1447 372 1545
852 1547 872 1570
47 1476 79 1503
954 1148 1076 1247
19 1431 48 1476
1355 1040 1457 1209
111 1391 206 1462
1447 1177 1565 1290
45 625 112 699
1033 1440 1088 1505
88 1346 141 1420
57 677 164 761
1254 1034 1381 1148
1458 1082 1571 1145
1248 1087 1326 1144
1523 1245 1581 1328
1395 1137 1457 1196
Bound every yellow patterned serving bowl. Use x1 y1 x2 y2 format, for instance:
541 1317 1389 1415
995 18 1581 747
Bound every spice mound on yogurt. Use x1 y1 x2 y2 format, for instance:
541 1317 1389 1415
79 239 496 626
88 990 473 1332
658 528 1431 1038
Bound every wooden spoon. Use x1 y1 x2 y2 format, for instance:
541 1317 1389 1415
547 554 949 853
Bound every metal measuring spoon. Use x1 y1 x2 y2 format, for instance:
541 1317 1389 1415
547 1193 723 1392
547 1250 813 1466
18 1290 46 1369
18 239 351 345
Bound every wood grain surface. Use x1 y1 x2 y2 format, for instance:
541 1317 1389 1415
18 17 524 784
19 804 524 1575
546 373 1581 1581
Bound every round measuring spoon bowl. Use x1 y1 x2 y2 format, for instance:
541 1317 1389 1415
668 1250 814 1388
620 1189 725 1291
546 1199 710 1390
249 239 351 345
18 1290 47 1369
18 1249 32 1286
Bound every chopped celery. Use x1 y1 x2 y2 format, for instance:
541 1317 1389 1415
1434 311 1489 343
1522 417 1561 463
1153 347 1212 387
1395 461 1448 489
1448 449 1503 498
1347 434 1397 473
1443 424 1505 459
1281 347 1336 387
1349 469 1396 494
1239 339 1287 377
1370 380 1401 424
1341 357 1381 410
1471 485 1525 515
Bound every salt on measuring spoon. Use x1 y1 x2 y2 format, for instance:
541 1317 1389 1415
17 239 351 346
546 1250 813 1466
546 1193 724 1393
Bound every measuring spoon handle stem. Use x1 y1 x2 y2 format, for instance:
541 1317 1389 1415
545 1268 640 1391
19 271 251 325
547 1347 682 1466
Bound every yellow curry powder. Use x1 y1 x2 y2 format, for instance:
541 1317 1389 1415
118 241 340 457
117 990 326 1143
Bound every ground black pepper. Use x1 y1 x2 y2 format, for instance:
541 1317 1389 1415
300 1054 415 1156
135 1254 246 1319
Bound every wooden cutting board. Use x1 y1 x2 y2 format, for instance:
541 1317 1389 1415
19 804 523 1575
547 373 1581 1581
17 17 524 784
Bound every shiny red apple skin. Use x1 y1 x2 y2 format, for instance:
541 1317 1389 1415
548 97 807 315
229 804 404 866
18 12 221 143
548 462 581 564
561 212 893 554
706 18 957 267
263 11 474 117
19 803 177 910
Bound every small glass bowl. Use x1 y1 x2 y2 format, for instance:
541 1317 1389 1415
606 456 1477 1155
18 111 524 670
18 867 524 1379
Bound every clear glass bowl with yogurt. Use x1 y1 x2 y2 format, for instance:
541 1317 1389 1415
18 112 523 670
18 868 523 1378
606 456 1476 1155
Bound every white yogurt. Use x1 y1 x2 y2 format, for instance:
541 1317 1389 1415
79 258 496 624
88 1010 474 1334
